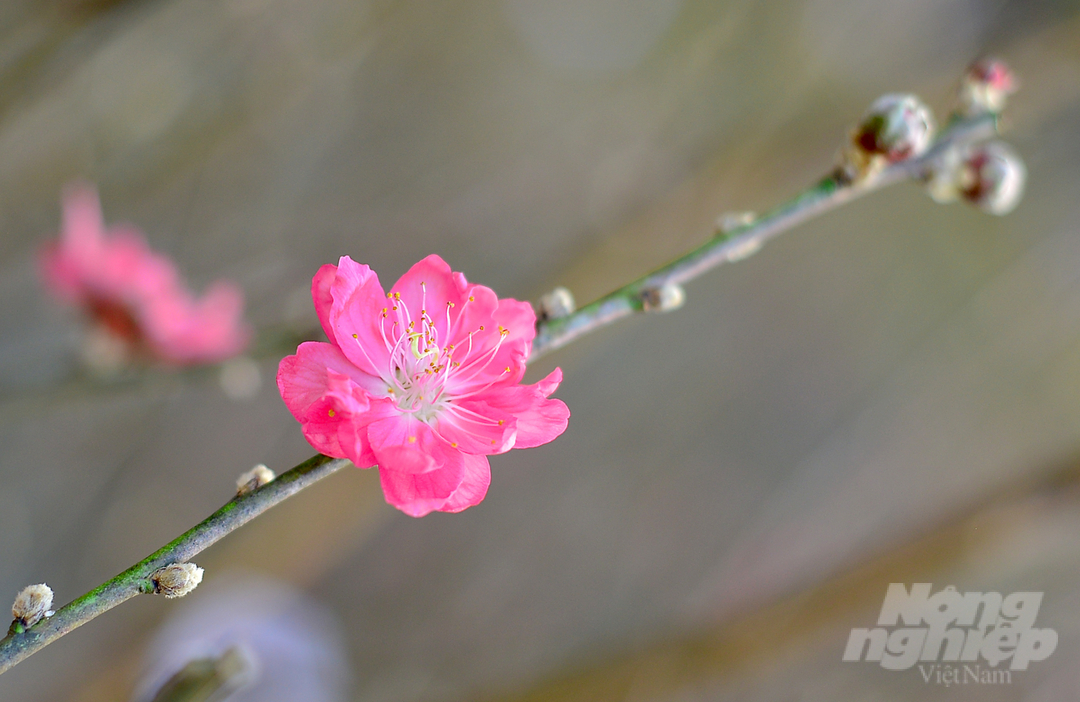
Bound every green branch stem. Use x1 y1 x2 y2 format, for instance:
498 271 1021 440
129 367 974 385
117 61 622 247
0 110 1000 676
531 111 999 360
0 455 349 675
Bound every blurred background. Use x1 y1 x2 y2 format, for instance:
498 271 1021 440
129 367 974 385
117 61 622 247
1 0 1080 699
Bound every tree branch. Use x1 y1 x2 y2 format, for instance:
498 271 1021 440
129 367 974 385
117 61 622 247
0 110 1001 676
530 112 999 360
0 454 349 675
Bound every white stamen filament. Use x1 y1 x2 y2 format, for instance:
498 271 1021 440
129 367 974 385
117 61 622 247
361 285 511 435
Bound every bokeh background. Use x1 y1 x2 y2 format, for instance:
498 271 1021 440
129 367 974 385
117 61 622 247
2 0 1080 700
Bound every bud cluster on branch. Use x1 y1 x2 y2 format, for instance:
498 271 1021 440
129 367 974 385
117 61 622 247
841 57 1024 215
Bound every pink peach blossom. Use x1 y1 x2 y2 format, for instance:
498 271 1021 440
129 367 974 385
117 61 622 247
39 185 250 365
278 255 570 517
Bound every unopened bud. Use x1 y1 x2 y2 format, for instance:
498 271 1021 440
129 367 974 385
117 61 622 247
958 141 1026 215
717 211 755 235
536 287 576 321
841 94 935 182
641 283 685 313
149 563 204 599
957 57 1016 116
236 464 275 495
924 141 1025 215
11 583 54 628
717 212 761 263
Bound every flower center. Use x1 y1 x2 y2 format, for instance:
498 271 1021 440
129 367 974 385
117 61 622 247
353 283 512 423
87 296 143 347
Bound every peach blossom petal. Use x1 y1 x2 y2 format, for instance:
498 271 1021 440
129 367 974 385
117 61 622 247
440 454 491 513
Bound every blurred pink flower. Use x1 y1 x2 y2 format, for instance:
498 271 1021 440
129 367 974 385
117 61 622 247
39 184 250 365
278 255 569 517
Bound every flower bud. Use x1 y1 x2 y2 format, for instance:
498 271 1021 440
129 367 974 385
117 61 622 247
717 211 755 235
150 563 204 599
536 286 576 321
236 464 276 496
841 94 935 182
641 283 685 313
958 142 1026 215
957 57 1016 116
716 211 764 262
11 583 54 628
923 141 1025 215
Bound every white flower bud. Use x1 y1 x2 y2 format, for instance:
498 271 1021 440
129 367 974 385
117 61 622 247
641 283 685 313
11 583 54 628
717 211 755 235
236 464 276 496
957 57 1016 116
841 94 935 182
958 142 1026 215
716 212 763 262
151 563 204 599
923 141 1025 215
536 287 576 321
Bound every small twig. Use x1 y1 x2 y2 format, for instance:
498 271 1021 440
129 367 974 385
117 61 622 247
0 109 1001 676
0 454 349 675
530 112 999 360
